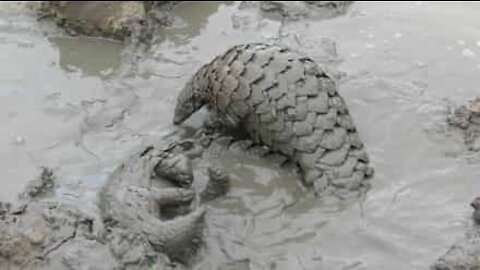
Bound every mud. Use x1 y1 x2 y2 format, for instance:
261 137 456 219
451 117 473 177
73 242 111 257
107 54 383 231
447 98 480 152
4 1 480 270
0 138 232 270
37 1 179 41
431 198 480 270
240 1 352 22
0 168 114 270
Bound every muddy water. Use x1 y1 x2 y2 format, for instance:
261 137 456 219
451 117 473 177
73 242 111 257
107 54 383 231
2 1 480 269
0 2 122 203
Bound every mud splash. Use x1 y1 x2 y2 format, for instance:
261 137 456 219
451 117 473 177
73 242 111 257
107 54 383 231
2 1 480 269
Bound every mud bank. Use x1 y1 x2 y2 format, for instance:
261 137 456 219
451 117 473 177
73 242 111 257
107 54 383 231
0 168 117 270
431 197 480 270
429 104 480 269
447 98 480 152
36 1 351 41
37 1 179 41
241 1 352 22
0 138 231 270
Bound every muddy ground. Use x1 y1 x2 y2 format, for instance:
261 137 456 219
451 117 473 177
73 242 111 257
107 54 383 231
2 1 480 269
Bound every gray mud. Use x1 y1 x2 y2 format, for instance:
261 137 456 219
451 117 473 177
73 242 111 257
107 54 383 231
0 168 116 270
431 198 480 270
37 1 147 41
3 1 480 270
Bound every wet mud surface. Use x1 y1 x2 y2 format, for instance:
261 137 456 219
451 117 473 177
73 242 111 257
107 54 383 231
431 197 480 270
0 167 115 270
3 1 480 269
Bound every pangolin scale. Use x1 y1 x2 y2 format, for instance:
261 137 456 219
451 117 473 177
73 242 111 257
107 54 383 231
173 43 372 196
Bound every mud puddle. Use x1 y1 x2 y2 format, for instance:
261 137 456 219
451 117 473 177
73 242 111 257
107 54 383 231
2 1 480 269
0 3 122 202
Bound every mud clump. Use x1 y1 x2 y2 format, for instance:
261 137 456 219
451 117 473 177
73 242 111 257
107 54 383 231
200 166 231 203
0 168 114 270
447 98 480 151
0 202 117 270
37 1 179 41
431 197 480 270
240 1 353 22
20 167 55 199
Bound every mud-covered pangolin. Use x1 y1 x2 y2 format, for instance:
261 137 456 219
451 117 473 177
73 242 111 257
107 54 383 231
99 143 205 263
173 43 373 196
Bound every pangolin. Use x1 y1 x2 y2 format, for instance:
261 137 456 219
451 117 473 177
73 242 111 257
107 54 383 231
173 43 372 196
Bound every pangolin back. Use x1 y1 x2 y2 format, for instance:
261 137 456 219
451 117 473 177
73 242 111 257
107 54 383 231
174 43 372 197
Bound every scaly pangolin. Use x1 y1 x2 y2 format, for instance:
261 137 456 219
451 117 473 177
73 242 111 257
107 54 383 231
173 43 373 197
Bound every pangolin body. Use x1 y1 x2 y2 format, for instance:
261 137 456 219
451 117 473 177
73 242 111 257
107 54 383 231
173 43 372 196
